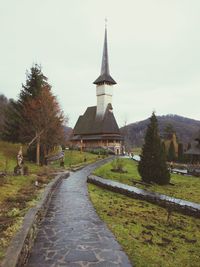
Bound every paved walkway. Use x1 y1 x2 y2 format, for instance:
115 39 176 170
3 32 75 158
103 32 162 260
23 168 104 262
26 159 132 267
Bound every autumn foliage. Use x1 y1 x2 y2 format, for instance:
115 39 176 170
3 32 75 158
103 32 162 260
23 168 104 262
3 65 66 164
22 86 65 161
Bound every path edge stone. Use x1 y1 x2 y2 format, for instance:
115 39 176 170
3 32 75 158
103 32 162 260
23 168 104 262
88 175 200 218
1 171 70 267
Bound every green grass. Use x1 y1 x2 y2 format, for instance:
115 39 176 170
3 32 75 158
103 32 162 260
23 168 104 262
93 158 200 203
0 141 55 261
0 141 41 174
0 142 102 262
51 150 104 169
0 174 47 261
88 184 200 267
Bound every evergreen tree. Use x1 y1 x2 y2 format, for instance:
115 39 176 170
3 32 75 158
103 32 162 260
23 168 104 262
178 143 184 162
164 123 175 136
19 64 48 104
3 64 47 142
184 143 191 163
187 143 191 150
138 112 170 185
161 141 166 157
3 64 65 164
3 100 20 142
0 94 9 139
167 141 176 162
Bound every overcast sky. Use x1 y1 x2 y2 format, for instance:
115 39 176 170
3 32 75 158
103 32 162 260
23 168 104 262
0 0 200 127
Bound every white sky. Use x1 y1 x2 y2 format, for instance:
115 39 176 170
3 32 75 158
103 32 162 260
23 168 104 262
0 0 200 127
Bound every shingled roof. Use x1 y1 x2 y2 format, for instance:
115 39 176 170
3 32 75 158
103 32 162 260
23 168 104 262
185 140 200 155
73 104 120 136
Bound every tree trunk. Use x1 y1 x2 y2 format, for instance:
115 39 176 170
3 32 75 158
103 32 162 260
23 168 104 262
43 144 47 165
36 134 40 165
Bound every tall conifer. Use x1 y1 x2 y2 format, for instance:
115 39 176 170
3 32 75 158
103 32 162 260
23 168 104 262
3 64 47 142
168 141 176 162
138 112 170 185
3 64 65 164
178 143 184 162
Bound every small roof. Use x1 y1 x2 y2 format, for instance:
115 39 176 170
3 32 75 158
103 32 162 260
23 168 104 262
93 27 117 85
73 104 121 137
196 138 200 142
185 141 200 155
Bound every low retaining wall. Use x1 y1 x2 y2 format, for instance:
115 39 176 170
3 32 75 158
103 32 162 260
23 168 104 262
1 171 70 267
88 175 200 218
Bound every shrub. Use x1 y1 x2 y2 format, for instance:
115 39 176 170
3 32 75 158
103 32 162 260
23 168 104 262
111 158 127 173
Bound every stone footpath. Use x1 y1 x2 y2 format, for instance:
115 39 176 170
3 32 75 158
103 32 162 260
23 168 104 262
26 159 132 267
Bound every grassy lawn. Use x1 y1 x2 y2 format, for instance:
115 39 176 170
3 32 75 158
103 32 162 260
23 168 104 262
0 141 40 174
88 184 200 267
93 158 200 203
51 150 104 169
0 175 50 261
0 141 56 261
0 141 103 261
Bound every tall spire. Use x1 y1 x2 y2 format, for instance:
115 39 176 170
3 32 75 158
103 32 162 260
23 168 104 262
93 24 117 85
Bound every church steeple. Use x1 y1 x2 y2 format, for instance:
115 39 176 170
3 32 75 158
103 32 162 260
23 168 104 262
93 26 116 85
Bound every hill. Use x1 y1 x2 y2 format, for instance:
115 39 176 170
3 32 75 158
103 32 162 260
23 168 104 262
122 114 200 148
63 126 73 142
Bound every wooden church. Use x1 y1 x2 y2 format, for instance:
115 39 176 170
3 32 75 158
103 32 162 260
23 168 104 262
71 26 123 154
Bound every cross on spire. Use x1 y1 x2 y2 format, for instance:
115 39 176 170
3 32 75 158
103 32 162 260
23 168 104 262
93 23 117 85
105 17 107 28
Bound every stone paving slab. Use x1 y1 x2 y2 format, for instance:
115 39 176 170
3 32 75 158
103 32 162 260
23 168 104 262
26 158 132 267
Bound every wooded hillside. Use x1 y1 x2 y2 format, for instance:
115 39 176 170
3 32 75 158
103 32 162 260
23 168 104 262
122 114 200 148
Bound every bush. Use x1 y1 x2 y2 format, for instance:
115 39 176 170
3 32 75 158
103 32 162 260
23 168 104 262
85 148 109 155
111 158 127 173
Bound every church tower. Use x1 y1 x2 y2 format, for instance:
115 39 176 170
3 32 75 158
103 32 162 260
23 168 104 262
71 23 123 155
93 26 116 118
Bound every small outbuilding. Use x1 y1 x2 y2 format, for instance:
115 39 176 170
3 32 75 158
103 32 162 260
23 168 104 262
185 136 200 163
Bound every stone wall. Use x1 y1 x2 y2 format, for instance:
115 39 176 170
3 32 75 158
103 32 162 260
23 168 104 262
1 172 69 267
88 175 200 218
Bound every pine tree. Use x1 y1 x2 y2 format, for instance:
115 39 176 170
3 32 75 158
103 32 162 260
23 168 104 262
161 141 166 156
168 141 176 162
138 112 170 185
178 143 184 162
0 94 9 139
3 64 47 142
3 100 20 142
3 64 65 164
19 64 48 104
164 124 175 136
